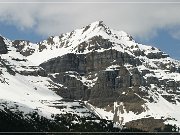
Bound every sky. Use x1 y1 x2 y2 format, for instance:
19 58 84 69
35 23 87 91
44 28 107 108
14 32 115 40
0 0 180 60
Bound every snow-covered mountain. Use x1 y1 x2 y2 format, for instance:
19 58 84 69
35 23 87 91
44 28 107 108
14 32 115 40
0 21 180 132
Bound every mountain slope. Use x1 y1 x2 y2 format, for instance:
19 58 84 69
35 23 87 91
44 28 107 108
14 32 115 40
0 36 96 120
0 21 180 132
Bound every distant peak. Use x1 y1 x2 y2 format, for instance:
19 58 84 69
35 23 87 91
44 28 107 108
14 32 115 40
89 20 107 29
81 21 112 36
82 21 108 31
90 20 103 26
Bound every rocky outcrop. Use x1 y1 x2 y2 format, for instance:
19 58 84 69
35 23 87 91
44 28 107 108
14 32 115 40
41 53 148 113
40 48 146 109
12 40 35 56
0 36 8 54
41 53 86 74
125 117 165 132
76 35 112 53
18 67 47 77
0 59 16 75
89 67 129 105
89 68 147 112
49 73 90 100
40 49 142 74
146 52 169 59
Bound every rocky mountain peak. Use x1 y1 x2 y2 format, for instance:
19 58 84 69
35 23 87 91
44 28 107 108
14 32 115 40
0 22 180 132
86 21 109 32
83 21 130 40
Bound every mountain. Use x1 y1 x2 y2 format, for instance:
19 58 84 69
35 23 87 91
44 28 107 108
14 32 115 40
0 21 180 132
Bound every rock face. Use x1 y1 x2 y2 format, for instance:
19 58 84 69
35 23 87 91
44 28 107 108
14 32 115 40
40 49 141 74
12 40 35 56
18 66 47 77
0 36 8 54
125 117 165 131
49 72 89 100
40 49 145 110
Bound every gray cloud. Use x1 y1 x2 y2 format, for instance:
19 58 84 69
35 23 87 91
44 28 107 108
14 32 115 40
0 0 180 40
171 31 180 40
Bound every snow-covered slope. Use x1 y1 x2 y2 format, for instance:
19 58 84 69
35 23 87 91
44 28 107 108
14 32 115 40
0 36 95 120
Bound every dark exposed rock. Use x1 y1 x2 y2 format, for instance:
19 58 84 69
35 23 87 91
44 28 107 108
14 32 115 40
82 25 90 33
41 53 86 74
125 117 165 132
18 67 47 77
141 69 151 76
39 44 179 114
166 80 177 88
12 40 35 56
117 90 146 114
162 95 176 104
146 76 159 85
153 61 179 72
0 59 15 76
40 49 142 74
178 67 180 73
12 40 26 52
133 49 145 56
89 71 118 105
0 36 8 54
46 36 54 45
88 67 147 112
76 36 112 53
40 50 146 110
49 73 90 100
11 58 27 62
38 43 47 52
146 52 169 59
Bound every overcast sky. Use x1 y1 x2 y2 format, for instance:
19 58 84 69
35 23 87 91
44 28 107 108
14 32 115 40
0 0 180 59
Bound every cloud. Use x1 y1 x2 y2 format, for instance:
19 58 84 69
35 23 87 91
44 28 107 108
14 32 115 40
0 0 180 40
171 31 180 40
168 26 180 40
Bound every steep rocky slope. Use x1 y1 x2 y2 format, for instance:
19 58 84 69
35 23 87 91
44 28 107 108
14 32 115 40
0 36 98 130
0 21 180 131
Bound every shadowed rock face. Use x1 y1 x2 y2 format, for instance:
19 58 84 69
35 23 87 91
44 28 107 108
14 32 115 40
18 67 47 77
76 36 112 53
40 37 180 110
0 36 8 54
40 49 142 74
49 72 90 100
40 49 147 111
125 117 165 132
12 40 35 56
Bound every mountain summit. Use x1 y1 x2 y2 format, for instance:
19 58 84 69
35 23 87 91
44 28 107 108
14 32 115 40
0 21 180 132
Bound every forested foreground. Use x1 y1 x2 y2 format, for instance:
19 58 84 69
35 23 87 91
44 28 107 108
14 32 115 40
0 109 178 134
